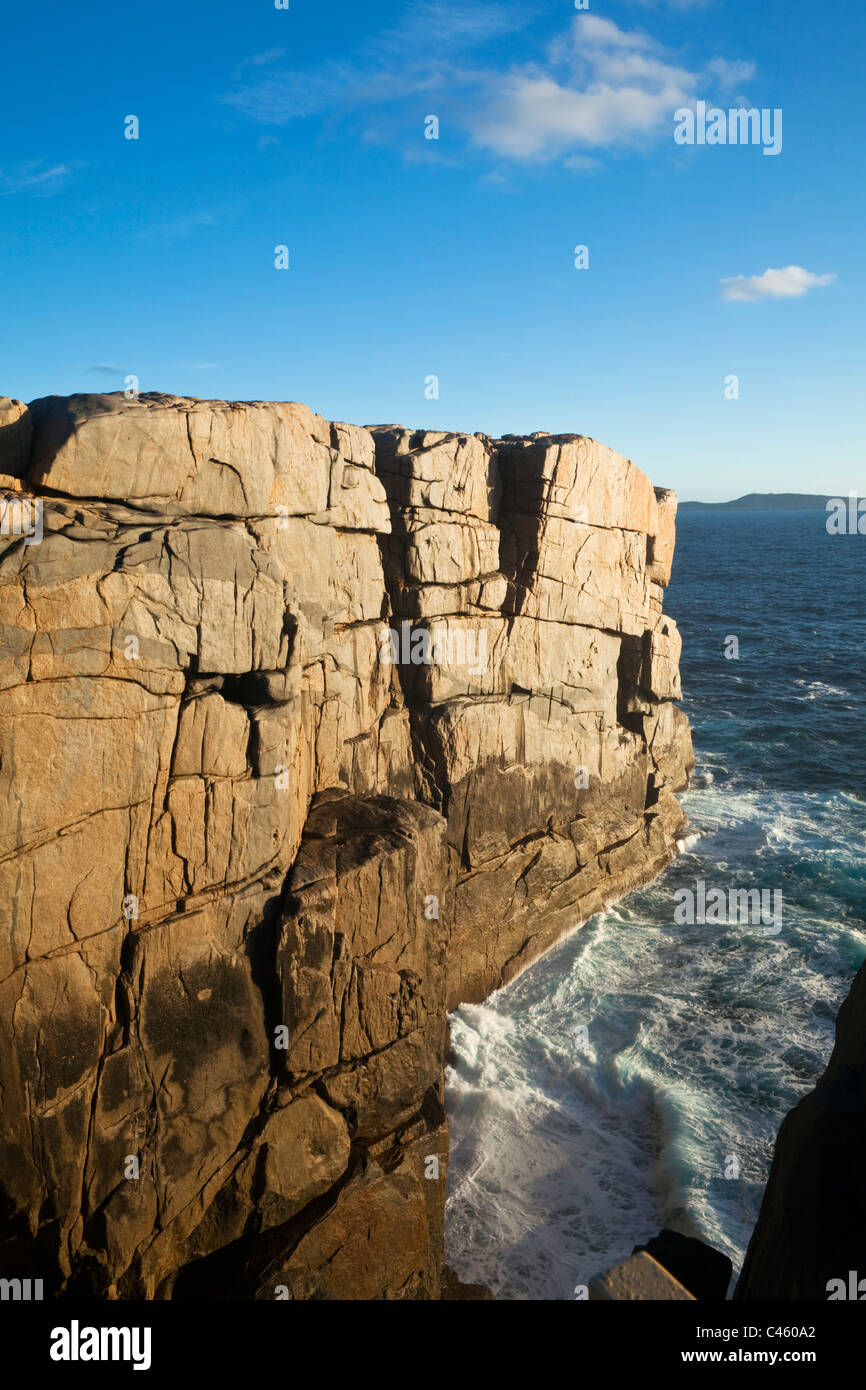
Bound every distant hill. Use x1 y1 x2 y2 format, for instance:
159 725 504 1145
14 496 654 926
679 493 834 511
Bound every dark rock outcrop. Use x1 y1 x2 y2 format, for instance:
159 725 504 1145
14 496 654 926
735 958 866 1301
634 1229 732 1301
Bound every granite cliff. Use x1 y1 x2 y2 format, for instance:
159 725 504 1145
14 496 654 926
0 392 692 1299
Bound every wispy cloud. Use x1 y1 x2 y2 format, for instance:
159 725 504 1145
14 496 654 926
245 49 286 67
226 65 359 123
223 1 531 125
133 208 226 241
721 266 837 302
706 57 757 90
376 0 526 52
85 361 222 379
625 0 713 10
222 6 754 169
0 160 80 196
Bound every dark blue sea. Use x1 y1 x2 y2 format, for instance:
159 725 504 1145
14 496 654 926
445 510 866 1299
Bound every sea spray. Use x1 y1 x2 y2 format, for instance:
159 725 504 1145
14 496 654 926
445 511 866 1300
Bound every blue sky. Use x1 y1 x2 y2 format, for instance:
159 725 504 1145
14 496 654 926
1 0 862 499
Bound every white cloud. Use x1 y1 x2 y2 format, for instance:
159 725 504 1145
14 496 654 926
471 16 695 160
573 15 654 50
720 266 837 302
223 5 757 170
706 57 756 89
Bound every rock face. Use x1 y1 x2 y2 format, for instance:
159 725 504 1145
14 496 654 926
735 958 866 1301
0 393 692 1299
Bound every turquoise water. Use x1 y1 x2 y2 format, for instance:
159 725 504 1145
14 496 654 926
444 511 866 1300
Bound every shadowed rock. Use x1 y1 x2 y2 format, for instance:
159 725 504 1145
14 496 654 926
735 959 866 1301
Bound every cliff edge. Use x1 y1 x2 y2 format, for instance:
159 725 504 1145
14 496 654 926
0 393 692 1298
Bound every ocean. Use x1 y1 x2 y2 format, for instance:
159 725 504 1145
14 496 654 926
444 510 866 1300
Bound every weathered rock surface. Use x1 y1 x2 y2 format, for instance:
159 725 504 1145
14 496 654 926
589 1252 695 1301
372 426 692 1003
0 393 691 1299
735 957 866 1301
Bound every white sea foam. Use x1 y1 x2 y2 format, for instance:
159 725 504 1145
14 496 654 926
676 829 702 852
793 679 850 700
444 781 866 1299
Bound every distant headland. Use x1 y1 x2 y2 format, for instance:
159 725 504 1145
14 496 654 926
679 493 834 512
